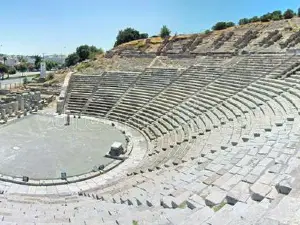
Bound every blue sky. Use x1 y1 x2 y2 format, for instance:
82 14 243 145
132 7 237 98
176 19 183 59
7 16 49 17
0 0 299 55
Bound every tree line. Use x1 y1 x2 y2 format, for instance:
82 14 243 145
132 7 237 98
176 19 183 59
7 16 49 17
64 7 300 67
211 8 300 31
0 56 59 79
64 45 104 67
64 26 172 67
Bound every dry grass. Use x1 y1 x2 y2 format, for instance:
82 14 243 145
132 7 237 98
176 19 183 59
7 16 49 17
119 39 144 47
150 37 164 44
170 34 192 41
136 40 146 48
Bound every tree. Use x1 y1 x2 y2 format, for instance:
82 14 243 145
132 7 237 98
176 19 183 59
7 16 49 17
114 28 148 46
8 67 16 75
212 21 235 30
239 18 250 25
76 45 91 61
260 13 272 22
298 8 300 17
34 55 42 69
249 16 260 23
3 56 7 65
18 63 28 76
88 46 104 60
283 9 295 19
89 45 100 53
65 53 80 67
45 61 58 70
271 10 282 20
226 22 235 28
27 63 35 72
212 22 227 30
160 25 171 38
140 33 149 39
0 64 8 80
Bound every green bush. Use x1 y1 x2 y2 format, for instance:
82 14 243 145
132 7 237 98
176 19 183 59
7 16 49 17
8 67 16 75
283 9 295 19
204 29 211 34
212 21 235 30
239 18 250 25
114 28 149 46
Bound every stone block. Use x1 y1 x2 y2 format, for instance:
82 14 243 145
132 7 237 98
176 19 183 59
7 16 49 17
186 194 205 209
226 181 250 205
205 190 226 207
287 115 295 121
275 120 284 127
253 130 261 137
250 183 272 201
171 191 191 208
237 155 252 167
258 158 274 168
259 146 271 155
242 135 251 142
275 179 293 195
264 126 272 132
161 196 174 208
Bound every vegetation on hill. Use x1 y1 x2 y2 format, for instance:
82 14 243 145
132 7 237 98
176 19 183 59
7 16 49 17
212 8 300 30
238 8 299 26
160 25 171 38
0 63 8 74
114 28 148 47
65 45 103 67
34 55 42 69
212 22 235 30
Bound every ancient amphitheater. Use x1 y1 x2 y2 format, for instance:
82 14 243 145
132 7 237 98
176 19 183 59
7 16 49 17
2 18 300 224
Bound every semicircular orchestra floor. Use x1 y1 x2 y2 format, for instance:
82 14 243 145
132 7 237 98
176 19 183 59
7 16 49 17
0 113 126 179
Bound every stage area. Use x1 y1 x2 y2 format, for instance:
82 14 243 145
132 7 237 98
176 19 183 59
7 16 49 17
0 113 126 179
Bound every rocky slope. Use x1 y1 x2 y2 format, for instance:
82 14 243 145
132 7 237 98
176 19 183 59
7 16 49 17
107 18 300 57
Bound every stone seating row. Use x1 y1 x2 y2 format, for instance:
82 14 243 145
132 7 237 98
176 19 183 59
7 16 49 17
83 71 141 117
123 66 300 172
107 68 180 121
66 75 105 113
84 113 297 215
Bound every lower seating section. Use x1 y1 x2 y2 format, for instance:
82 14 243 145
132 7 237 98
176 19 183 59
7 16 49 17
107 67 180 121
84 71 141 117
52 53 300 224
66 75 102 113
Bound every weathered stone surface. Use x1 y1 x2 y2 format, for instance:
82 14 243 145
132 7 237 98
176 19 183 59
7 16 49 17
226 181 250 205
259 146 271 155
250 183 272 201
275 179 293 195
186 194 205 209
205 189 226 206
265 196 300 224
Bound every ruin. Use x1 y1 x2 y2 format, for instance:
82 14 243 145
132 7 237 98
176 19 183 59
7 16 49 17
2 18 300 224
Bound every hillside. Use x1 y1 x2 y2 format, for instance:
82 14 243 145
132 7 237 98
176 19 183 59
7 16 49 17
74 18 300 74
107 18 300 57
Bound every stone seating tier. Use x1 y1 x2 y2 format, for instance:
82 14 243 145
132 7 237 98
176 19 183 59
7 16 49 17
38 53 300 224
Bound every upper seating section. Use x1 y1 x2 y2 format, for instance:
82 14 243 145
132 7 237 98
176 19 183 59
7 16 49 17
66 54 300 117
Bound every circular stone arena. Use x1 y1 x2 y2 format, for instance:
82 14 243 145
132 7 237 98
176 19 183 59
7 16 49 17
0 113 126 179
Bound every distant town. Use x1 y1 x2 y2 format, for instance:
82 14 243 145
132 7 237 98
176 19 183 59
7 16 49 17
0 54 66 67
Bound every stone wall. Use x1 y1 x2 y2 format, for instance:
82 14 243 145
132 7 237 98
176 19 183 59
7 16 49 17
0 91 44 124
57 72 73 114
